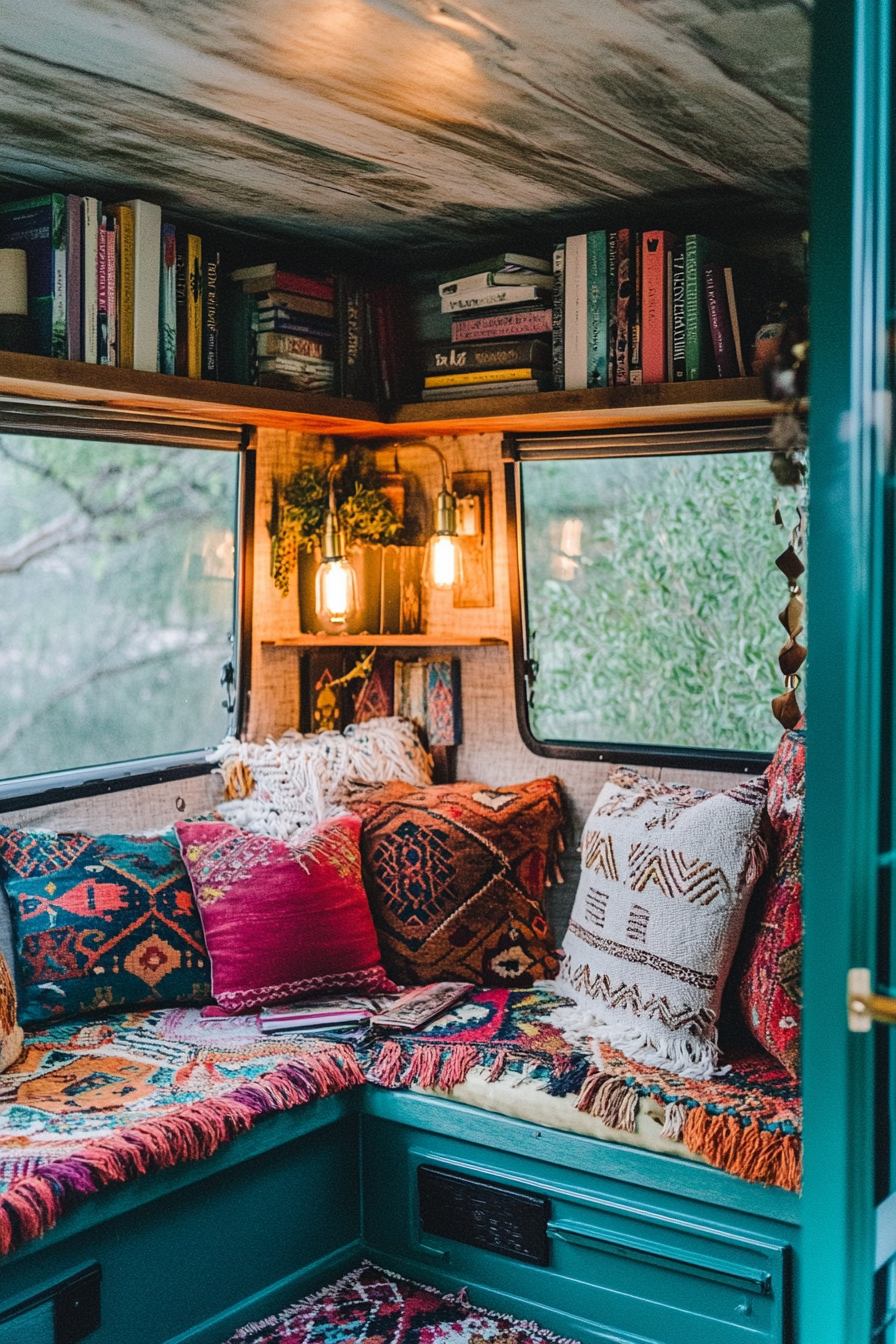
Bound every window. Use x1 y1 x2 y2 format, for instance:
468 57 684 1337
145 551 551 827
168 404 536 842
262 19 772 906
508 423 797 770
0 428 244 788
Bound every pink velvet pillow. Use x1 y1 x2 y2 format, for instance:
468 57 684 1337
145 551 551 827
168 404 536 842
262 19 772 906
174 815 394 1013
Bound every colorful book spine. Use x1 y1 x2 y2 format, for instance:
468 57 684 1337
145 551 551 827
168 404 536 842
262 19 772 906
420 378 547 400
438 269 551 296
0 193 68 358
105 218 118 366
233 269 334 301
81 197 100 364
65 194 81 362
607 231 618 386
641 230 672 384
563 232 587 390
703 261 739 378
685 234 717 380
175 228 188 377
256 291 335 320
629 231 643 385
614 228 632 385
125 199 161 372
440 285 550 314
159 223 177 375
97 219 109 364
106 203 135 368
424 366 542 388
586 229 609 389
187 233 202 379
551 242 565 390
257 331 331 360
670 245 687 381
451 309 552 342
256 308 334 339
724 267 747 377
203 248 220 379
425 338 549 374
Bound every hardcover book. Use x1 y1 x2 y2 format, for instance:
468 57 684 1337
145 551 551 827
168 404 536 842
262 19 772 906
0 194 68 358
257 290 335 320
613 228 632 385
104 217 118 366
552 242 565 390
159 223 177 376
231 265 334 302
421 377 549 400
586 229 609 389
256 309 335 340
563 232 588 390
685 234 720 380
438 269 553 297
81 197 100 364
65 194 81 363
203 248 220 380
257 331 332 361
440 253 550 284
629 230 643 384
174 228 188 377
641 230 673 383
97 218 109 364
703 260 739 378
424 338 549 374
607 231 618 386
424 366 543 389
187 233 202 379
440 285 552 314
450 308 552 343
125 199 161 372
106 202 136 369
670 244 687 381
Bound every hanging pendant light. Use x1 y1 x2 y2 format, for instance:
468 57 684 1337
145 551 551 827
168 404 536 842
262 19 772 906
429 483 461 589
315 460 358 628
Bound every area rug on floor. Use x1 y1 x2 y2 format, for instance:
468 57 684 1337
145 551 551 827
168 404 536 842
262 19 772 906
359 987 802 1191
0 1008 364 1256
222 1260 580 1344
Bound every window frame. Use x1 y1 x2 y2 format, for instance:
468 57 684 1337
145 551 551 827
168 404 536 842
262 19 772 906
504 423 780 775
0 416 255 811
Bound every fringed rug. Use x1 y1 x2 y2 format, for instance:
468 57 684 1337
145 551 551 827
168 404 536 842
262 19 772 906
359 988 801 1191
0 1008 364 1256
358 989 592 1098
221 1260 580 1344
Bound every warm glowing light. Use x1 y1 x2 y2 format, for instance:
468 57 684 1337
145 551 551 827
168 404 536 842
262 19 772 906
316 557 357 626
431 534 459 589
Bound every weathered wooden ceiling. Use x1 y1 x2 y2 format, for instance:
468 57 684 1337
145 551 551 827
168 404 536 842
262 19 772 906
0 0 810 262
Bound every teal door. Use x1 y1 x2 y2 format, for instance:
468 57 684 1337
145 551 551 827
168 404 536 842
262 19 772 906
802 0 894 1337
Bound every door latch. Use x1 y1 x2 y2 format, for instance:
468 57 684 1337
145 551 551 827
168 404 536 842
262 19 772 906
848 967 896 1031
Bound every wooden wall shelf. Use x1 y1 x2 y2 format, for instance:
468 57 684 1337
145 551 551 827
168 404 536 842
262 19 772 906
0 353 775 439
263 635 507 647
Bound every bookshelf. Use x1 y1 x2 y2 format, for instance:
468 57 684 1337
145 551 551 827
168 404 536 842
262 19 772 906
263 636 507 647
0 352 776 437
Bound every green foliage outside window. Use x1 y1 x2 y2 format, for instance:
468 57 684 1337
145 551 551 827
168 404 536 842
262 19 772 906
522 450 799 755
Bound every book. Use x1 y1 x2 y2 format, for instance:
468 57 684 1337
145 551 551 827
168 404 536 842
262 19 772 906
424 366 544 389
703 260 739 378
420 378 549 400
607 231 618 386
641 230 673 383
438 269 554 297
123 199 161 372
104 217 118 365
685 234 719 380
259 996 376 1033
231 265 334 302
257 331 332 360
256 290 335 320
551 242 565 390
563 232 588 390
0 194 68 358
424 338 549 374
586 230 609 388
371 982 472 1031
203 248 220 379
174 228 188 376
613 228 632 385
440 253 551 284
440 286 552 314
670 244 687 381
724 266 747 377
81 197 100 364
187 233 202 379
65 194 81 362
106 202 136 368
159 223 177 376
97 219 109 364
629 231 643 384
256 308 334 339
450 307 552 343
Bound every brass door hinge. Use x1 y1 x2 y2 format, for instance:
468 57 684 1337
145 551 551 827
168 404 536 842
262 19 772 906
848 968 896 1031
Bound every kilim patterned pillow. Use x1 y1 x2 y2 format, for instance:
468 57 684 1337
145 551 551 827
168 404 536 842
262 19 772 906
175 814 394 1012
552 769 768 1080
350 778 563 987
0 827 211 1025
0 950 22 1072
737 719 805 1077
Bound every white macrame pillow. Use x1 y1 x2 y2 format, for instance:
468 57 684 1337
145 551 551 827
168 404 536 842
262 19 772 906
552 768 768 1080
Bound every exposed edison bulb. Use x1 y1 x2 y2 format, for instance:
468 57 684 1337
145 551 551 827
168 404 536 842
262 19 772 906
430 533 459 589
315 557 357 626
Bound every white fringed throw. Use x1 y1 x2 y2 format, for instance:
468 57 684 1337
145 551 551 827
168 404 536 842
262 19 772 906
210 718 432 844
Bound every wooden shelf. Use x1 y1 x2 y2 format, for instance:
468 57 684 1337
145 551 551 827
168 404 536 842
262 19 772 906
0 354 776 438
263 635 507 647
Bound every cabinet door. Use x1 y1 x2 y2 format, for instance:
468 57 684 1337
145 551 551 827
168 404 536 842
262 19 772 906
802 0 895 1337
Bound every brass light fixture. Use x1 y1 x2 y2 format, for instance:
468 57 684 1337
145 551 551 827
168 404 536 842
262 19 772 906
314 459 358 627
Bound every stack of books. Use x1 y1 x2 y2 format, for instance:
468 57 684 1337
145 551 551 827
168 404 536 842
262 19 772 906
0 191 225 379
422 253 554 401
231 264 336 394
552 230 753 391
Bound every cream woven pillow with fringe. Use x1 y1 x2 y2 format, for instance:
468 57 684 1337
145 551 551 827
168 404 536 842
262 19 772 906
551 768 768 1080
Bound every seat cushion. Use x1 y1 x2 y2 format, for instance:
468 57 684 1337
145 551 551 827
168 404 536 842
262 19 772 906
0 826 211 1025
350 778 563 987
175 814 394 1013
737 719 805 1076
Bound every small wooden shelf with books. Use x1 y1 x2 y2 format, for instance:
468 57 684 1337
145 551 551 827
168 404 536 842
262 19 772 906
0 352 776 437
263 635 507 648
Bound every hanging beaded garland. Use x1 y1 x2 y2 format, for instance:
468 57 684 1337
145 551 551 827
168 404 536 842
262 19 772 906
770 413 808 729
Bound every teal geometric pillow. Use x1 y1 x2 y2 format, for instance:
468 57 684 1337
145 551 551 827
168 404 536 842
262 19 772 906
0 826 211 1025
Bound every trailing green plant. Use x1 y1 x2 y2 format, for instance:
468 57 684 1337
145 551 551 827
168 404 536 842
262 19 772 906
271 462 401 596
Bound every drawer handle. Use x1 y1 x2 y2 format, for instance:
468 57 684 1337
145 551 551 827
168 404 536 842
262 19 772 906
546 1219 772 1296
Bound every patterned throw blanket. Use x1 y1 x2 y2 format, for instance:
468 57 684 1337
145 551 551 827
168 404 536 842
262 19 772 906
0 1009 364 1256
359 988 801 1192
